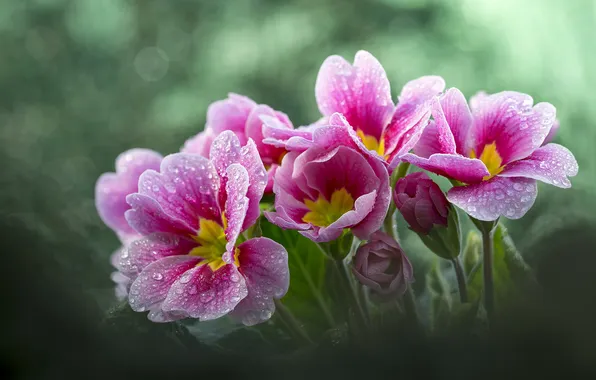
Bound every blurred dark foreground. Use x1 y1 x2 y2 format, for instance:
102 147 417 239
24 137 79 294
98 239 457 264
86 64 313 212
3 217 596 380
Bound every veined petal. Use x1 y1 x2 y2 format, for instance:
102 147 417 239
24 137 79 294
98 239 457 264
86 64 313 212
180 128 216 157
401 153 490 184
161 263 248 321
447 176 537 221
499 143 578 188
95 149 162 236
245 105 291 166
224 164 250 253
440 88 473 155
315 51 394 140
206 93 256 143
125 193 196 236
261 115 316 152
230 238 289 326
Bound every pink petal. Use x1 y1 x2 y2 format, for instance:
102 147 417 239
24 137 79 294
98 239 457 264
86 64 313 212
245 105 290 166
180 128 216 157
401 153 490 184
128 255 200 312
125 193 195 236
161 263 248 321
230 238 289 326
541 119 560 145
223 164 250 253
499 143 578 188
315 50 394 140
134 153 221 231
206 93 256 143
261 115 316 152
95 149 162 236
210 131 268 231
384 76 446 159
447 176 537 221
264 165 277 194
440 88 473 155
118 233 196 278
469 91 556 164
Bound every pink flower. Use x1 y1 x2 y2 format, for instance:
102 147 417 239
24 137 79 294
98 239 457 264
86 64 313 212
120 131 289 325
401 89 578 221
95 149 163 300
394 172 449 234
182 93 293 193
264 114 390 242
352 231 413 296
262 51 445 172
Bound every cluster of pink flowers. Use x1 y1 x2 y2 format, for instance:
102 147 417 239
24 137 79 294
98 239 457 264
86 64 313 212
96 50 577 328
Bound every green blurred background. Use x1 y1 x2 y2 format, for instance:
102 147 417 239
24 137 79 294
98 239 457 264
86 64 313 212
2 0 596 376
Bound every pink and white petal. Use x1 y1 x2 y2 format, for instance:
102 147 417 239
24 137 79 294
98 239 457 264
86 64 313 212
230 238 289 326
315 51 393 140
541 119 560 145
210 131 268 230
161 263 248 321
264 165 277 194
128 255 201 312
264 192 311 231
401 153 490 184
262 115 315 152
224 164 250 252
206 93 256 142
499 143 578 188
440 88 473 155
95 149 162 235
447 176 537 221
137 153 222 230
245 105 289 164
180 128 216 157
147 308 188 323
470 91 556 164
384 76 445 157
386 115 430 172
125 193 195 236
119 233 196 278
275 151 317 202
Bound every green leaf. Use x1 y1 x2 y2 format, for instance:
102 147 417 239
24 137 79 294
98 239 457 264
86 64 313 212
260 218 334 332
467 223 538 310
462 230 481 276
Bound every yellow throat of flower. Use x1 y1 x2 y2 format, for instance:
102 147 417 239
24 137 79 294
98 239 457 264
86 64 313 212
356 129 385 157
302 188 355 227
189 217 239 271
470 142 505 181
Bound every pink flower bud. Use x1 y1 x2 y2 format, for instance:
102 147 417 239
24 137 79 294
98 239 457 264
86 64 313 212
393 172 449 234
352 231 413 296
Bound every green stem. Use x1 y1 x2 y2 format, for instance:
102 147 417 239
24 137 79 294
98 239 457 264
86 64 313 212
481 226 495 324
451 257 468 303
383 208 397 240
402 286 421 330
332 258 368 332
274 299 314 346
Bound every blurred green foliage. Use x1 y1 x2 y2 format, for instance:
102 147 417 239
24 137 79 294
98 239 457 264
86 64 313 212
1 0 595 316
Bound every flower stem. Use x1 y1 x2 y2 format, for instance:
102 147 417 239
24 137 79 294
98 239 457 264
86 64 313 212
480 225 496 324
274 299 314 346
332 258 368 333
451 257 468 303
402 286 421 330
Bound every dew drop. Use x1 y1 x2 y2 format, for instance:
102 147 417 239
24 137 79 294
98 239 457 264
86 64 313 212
152 272 163 281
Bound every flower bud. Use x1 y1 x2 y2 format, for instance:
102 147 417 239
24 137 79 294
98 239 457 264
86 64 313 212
394 172 461 260
393 172 448 234
352 231 413 296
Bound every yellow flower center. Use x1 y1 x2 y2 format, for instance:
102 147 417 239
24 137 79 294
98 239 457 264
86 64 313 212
356 129 385 156
470 142 505 181
189 216 239 271
302 188 355 227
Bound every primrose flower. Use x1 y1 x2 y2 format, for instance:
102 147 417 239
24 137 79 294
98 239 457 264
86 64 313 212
95 149 163 299
263 51 445 171
402 89 578 221
264 113 390 242
121 131 289 325
182 93 293 192
352 231 413 296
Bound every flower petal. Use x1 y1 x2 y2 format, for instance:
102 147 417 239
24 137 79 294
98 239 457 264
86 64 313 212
440 88 473 155
245 105 291 166
447 176 537 221
206 93 256 143
128 255 201 312
95 149 162 236
401 153 490 184
224 164 249 253
180 128 216 157
499 143 578 188
230 238 289 326
384 76 445 160
210 131 268 231
119 233 196 278
469 91 556 164
161 263 248 321
125 193 195 236
541 119 560 145
261 115 316 152
315 50 394 140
